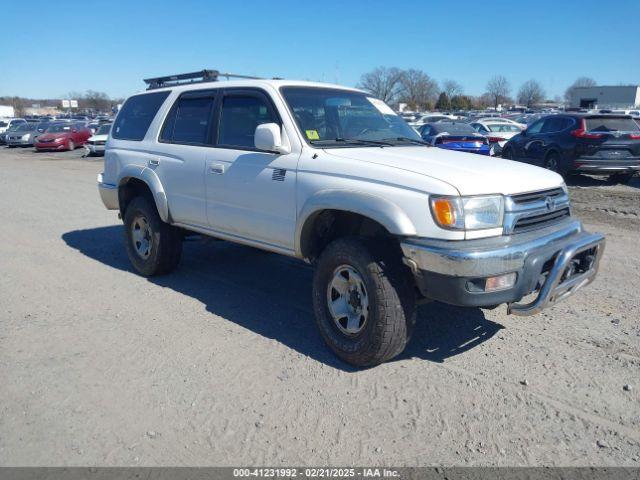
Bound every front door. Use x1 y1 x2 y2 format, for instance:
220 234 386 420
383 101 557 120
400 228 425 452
205 89 299 251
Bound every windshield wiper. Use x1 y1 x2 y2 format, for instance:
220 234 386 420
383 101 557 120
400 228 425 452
383 136 431 146
310 138 394 147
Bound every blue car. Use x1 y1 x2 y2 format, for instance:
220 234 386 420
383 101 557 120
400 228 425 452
417 121 491 155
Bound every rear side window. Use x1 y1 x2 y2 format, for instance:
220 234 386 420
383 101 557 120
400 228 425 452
161 95 215 144
541 117 570 133
585 117 640 132
217 94 277 149
112 91 170 141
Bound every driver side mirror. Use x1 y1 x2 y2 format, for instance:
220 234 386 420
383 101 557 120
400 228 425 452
520 129 527 137
255 123 290 154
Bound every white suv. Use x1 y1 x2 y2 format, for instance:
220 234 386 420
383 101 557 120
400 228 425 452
98 71 605 366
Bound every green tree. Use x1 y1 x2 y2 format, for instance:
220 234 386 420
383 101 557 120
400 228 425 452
435 92 451 111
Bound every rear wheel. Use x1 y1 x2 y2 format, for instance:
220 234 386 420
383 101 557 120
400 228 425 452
543 151 568 176
312 237 416 367
123 196 183 276
502 146 514 159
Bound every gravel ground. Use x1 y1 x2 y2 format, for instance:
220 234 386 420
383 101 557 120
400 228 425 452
0 147 638 466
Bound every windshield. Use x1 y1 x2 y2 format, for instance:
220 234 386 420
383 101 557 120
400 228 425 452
97 124 111 135
46 124 72 133
585 117 640 132
281 87 422 146
15 123 31 132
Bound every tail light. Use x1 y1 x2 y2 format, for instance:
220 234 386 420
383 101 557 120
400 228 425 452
629 133 640 140
571 119 604 139
487 136 504 143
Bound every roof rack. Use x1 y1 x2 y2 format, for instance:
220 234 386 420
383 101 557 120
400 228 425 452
143 69 267 90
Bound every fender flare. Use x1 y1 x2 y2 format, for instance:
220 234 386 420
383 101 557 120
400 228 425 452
295 189 418 257
117 164 170 222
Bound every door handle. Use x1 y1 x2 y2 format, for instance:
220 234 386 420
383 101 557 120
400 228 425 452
149 159 160 166
210 164 225 174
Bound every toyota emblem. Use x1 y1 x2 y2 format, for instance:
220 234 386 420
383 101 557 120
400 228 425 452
545 196 556 211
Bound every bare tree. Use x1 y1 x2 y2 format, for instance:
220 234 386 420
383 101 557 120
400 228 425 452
398 69 439 110
357 67 405 104
564 76 597 103
441 79 463 99
517 79 546 107
485 75 511 109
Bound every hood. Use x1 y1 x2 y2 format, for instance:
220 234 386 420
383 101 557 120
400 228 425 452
37 132 69 141
323 146 563 196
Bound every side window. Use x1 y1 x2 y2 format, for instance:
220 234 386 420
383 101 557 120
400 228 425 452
217 94 277 149
112 91 170 141
541 117 563 133
527 119 544 134
421 126 432 136
161 95 215 144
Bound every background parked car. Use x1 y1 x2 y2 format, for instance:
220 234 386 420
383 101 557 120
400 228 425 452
34 122 92 152
502 114 640 183
470 120 522 155
418 121 491 155
5 122 40 147
84 123 111 156
474 117 526 130
0 118 27 143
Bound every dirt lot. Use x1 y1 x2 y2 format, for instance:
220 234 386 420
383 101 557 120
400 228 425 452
0 146 639 466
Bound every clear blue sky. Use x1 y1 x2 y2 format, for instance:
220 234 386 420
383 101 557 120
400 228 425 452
1 0 638 100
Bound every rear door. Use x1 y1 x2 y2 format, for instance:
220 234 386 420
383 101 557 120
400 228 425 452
153 89 217 227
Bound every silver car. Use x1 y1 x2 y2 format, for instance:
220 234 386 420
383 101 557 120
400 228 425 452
5 122 41 147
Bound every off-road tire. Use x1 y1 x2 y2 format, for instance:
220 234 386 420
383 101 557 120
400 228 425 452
312 237 416 367
123 196 182 276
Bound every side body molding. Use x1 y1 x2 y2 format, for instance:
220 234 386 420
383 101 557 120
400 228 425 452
295 189 418 257
117 164 170 222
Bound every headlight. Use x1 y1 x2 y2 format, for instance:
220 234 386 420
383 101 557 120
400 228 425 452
23 134 30 140
430 195 504 230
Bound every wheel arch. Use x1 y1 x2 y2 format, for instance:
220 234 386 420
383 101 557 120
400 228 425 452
296 190 417 261
117 165 170 222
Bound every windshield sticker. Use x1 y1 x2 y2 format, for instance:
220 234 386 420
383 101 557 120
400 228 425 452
367 97 396 116
305 130 320 140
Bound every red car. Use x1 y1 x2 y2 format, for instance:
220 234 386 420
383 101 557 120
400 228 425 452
34 122 92 151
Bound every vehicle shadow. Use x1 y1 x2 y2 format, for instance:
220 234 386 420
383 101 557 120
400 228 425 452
62 226 503 371
566 173 640 189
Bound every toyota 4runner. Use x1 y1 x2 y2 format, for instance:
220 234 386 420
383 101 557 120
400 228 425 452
98 70 605 366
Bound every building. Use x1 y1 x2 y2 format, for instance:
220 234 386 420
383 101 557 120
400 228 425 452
569 85 640 110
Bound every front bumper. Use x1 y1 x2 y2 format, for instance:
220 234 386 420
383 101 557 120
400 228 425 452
401 219 605 315
86 143 106 153
6 138 32 146
97 173 119 210
35 142 66 151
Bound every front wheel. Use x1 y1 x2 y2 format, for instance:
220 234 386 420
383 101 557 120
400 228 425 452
312 237 416 367
123 196 183 276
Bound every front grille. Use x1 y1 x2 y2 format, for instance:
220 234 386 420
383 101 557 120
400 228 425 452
39 138 55 143
511 187 564 205
512 207 571 233
505 187 571 234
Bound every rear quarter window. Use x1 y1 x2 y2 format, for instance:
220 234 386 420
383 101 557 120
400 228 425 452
112 91 170 141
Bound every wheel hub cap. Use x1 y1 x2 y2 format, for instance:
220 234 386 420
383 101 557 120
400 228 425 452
131 215 152 259
327 265 369 335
